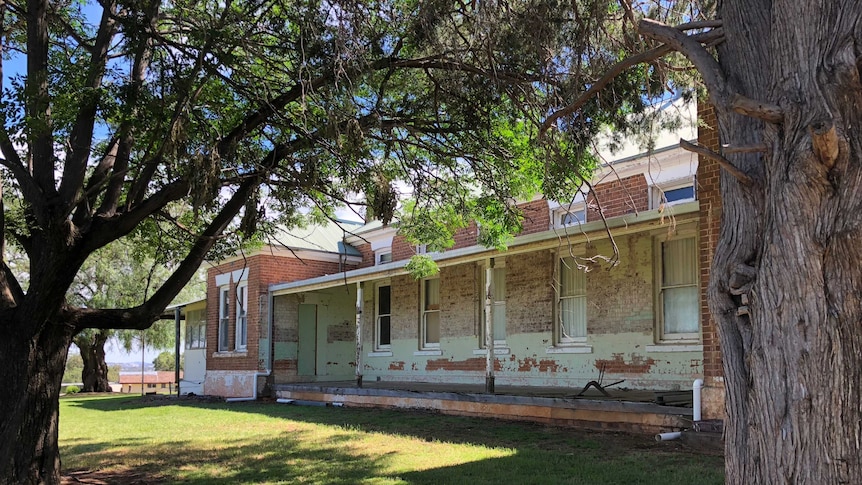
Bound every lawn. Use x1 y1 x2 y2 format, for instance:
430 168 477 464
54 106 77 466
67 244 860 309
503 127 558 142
59 395 724 484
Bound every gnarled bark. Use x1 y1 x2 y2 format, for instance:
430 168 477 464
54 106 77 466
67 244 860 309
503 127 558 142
709 2 862 483
75 331 112 393
0 321 72 484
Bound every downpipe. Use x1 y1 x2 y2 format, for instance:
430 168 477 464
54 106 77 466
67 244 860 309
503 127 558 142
655 379 705 442
693 378 704 422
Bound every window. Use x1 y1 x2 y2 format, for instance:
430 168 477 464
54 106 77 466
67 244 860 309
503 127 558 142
416 244 428 254
657 235 700 341
558 256 587 343
651 180 695 209
147 383 156 389
421 278 441 349
376 248 393 265
235 283 248 350
556 204 587 227
376 284 391 350
479 262 506 347
186 309 206 350
218 286 230 351
161 383 167 389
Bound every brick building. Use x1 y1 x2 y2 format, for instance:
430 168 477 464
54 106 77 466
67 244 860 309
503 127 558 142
200 100 726 424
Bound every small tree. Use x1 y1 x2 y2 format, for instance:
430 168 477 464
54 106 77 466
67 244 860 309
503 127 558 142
152 351 179 372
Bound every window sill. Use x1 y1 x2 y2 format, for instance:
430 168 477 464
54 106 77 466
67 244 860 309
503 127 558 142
645 344 703 353
473 347 510 356
212 351 248 358
367 351 393 357
545 345 593 354
414 349 442 356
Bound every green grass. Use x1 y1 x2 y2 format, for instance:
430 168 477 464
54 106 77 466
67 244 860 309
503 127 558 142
59 395 724 484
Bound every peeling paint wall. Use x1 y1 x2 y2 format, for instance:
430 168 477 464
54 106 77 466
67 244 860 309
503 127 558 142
271 288 356 384
203 370 260 397
352 230 703 390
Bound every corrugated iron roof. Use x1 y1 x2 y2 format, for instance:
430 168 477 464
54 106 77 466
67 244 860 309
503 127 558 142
266 219 363 256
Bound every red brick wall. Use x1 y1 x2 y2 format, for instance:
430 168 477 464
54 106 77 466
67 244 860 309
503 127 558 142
697 103 723 382
355 242 375 268
451 222 479 250
586 174 650 220
518 199 551 235
206 252 347 372
392 235 416 262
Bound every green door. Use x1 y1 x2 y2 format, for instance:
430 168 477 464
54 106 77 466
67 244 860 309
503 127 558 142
297 304 317 377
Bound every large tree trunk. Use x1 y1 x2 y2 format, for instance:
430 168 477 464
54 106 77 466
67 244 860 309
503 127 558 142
0 319 73 484
77 331 112 393
713 2 862 483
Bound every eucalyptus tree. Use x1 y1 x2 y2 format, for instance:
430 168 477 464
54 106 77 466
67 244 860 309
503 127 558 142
0 1 649 482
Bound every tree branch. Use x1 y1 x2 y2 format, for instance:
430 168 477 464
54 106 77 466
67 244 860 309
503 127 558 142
97 2 157 216
729 93 784 124
639 19 784 124
58 1 118 207
27 0 57 200
83 179 190 255
679 139 754 186
541 26 723 134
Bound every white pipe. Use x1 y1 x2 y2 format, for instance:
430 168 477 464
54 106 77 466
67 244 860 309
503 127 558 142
276 398 295 404
693 378 704 422
655 432 682 442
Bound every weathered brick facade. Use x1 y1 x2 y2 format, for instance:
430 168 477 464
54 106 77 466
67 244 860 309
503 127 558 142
587 174 650 219
200 102 727 420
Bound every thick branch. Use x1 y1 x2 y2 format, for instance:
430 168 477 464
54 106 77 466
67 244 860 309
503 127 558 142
27 0 56 200
722 143 768 154
97 2 157 216
729 93 784 124
639 19 732 107
541 27 723 134
83 179 190 254
679 139 754 186
58 1 118 207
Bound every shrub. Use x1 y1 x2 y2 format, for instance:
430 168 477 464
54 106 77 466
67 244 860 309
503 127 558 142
65 385 80 395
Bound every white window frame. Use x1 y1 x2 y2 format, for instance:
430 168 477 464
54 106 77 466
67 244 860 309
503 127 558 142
416 244 428 254
479 260 507 348
650 178 696 210
375 247 393 265
557 253 588 345
655 230 700 343
186 309 207 350
375 282 392 351
554 202 587 228
218 286 230 351
235 282 248 350
420 278 441 350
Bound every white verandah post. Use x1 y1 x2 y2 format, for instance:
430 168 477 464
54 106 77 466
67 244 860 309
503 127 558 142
355 281 363 388
484 258 495 393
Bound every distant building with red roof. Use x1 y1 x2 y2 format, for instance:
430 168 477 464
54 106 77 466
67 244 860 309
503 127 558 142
118 371 181 394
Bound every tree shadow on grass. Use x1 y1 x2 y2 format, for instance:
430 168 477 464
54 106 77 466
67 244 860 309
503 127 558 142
64 395 724 484
62 426 390 484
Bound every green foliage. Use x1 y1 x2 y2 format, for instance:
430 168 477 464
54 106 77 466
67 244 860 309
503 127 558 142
107 366 120 383
405 255 439 279
62 353 84 384
152 352 180 372
63 385 80 395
